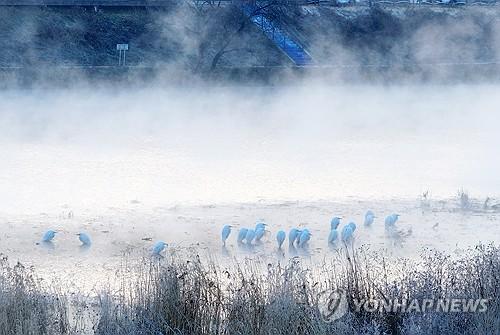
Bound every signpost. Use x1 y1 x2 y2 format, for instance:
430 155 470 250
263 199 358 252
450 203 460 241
116 43 129 66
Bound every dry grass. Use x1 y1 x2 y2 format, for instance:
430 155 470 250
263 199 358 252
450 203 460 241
1 244 498 334
94 244 499 335
0 255 69 335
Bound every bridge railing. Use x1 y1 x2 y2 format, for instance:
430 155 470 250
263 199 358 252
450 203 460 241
239 1 314 65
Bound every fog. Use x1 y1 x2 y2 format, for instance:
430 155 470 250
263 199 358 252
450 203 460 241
0 6 499 332
1 83 499 214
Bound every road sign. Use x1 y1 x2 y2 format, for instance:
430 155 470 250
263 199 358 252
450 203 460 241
116 44 129 51
116 43 129 66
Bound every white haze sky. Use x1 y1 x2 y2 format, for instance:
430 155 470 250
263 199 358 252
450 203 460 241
0 83 499 214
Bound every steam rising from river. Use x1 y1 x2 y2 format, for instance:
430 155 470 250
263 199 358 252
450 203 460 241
0 84 499 214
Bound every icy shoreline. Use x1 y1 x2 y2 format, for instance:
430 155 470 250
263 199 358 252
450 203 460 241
1 197 498 291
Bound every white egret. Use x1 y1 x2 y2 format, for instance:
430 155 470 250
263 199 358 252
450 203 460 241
288 228 302 246
385 214 400 228
347 222 357 232
152 241 168 255
76 232 91 245
276 230 286 249
391 214 400 225
237 228 248 243
255 221 267 231
328 229 338 244
245 229 256 245
255 227 265 242
298 229 311 247
385 215 392 227
364 211 375 226
341 225 354 242
331 217 341 230
254 221 267 242
221 225 232 246
42 230 57 242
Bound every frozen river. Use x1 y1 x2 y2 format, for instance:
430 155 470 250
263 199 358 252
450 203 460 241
0 198 498 290
0 84 499 289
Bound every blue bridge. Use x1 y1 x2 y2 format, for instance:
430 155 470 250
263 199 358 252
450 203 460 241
239 2 314 66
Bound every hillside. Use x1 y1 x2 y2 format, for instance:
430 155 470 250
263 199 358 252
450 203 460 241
1 2 500 83
0 3 287 69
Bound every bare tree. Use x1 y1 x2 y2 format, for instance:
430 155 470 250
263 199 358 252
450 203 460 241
184 0 284 72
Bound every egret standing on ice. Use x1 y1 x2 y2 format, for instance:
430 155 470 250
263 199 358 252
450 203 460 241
221 225 232 246
255 222 267 242
255 221 266 231
331 217 341 230
298 229 311 247
255 228 265 242
152 241 168 256
393 214 400 224
276 230 286 249
42 230 57 242
288 228 302 246
237 228 248 243
385 214 400 228
341 224 355 242
328 228 338 244
364 211 375 226
76 232 91 246
245 229 256 245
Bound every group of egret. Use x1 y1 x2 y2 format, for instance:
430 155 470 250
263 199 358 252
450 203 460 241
222 222 316 249
222 220 269 247
41 230 169 256
223 221 314 249
331 211 402 244
327 216 358 244
221 211 402 249
41 230 92 245
42 211 402 257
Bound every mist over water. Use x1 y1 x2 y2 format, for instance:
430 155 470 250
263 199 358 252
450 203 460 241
1 5 499 332
1 83 499 214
